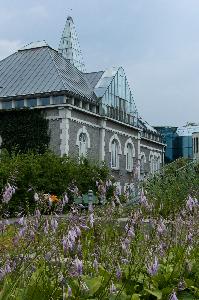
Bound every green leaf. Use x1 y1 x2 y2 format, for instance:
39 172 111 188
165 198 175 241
131 294 141 300
145 288 162 299
83 276 103 296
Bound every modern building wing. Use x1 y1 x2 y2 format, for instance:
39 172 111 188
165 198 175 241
155 123 199 162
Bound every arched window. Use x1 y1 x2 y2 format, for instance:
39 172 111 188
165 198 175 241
150 154 154 174
139 152 146 175
111 139 119 168
124 138 135 172
126 143 133 171
109 134 122 169
76 126 91 158
140 155 145 174
79 132 87 157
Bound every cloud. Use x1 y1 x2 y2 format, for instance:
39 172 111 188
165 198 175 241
0 39 24 60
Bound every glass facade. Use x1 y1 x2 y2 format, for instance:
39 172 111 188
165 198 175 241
155 127 179 163
155 126 196 163
15 99 24 109
2 101 12 109
27 99 37 107
96 67 138 126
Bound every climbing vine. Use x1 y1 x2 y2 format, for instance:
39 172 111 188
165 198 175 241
0 108 50 154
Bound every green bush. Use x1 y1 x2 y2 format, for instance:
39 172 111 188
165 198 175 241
0 151 110 217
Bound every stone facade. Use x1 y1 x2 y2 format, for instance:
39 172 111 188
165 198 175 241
46 104 165 192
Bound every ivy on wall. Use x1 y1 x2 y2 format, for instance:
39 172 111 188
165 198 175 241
0 109 50 154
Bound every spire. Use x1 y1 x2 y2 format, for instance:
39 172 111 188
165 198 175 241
58 16 86 72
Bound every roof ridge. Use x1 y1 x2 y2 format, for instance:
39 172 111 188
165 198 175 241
84 70 104 74
46 47 66 90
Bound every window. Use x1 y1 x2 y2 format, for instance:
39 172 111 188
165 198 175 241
52 95 65 105
79 132 88 157
111 139 119 168
15 99 24 109
2 101 12 109
126 143 133 171
140 155 145 174
39 97 50 106
76 126 91 158
27 99 37 107
150 154 154 174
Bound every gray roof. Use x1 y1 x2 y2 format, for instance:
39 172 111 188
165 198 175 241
0 44 96 101
84 71 104 89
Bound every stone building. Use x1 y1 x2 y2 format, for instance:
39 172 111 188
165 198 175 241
0 16 165 192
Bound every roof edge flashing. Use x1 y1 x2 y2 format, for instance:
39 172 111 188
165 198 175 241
18 40 50 51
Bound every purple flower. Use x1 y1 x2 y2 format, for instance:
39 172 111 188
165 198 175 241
170 291 178 300
51 218 58 233
68 285 72 297
140 189 149 208
110 282 117 294
116 266 122 280
73 257 83 276
35 209 41 219
63 193 69 205
89 213 94 228
18 226 27 238
0 268 5 281
93 258 98 272
147 256 159 276
187 232 193 243
186 196 198 211
88 202 93 212
157 219 166 235
2 183 16 203
75 226 81 237
18 216 26 226
44 220 49 234
127 226 135 238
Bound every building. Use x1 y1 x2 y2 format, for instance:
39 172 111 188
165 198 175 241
192 132 199 161
0 16 165 192
155 123 199 163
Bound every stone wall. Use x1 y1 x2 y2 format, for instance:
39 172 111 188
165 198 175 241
45 105 165 193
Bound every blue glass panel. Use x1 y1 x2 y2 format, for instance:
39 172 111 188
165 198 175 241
40 97 50 106
2 101 12 109
27 99 37 107
15 99 24 109
52 95 64 105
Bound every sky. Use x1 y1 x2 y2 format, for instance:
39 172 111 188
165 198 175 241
0 0 199 126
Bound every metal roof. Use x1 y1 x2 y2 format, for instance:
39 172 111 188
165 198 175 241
84 71 104 89
0 45 95 101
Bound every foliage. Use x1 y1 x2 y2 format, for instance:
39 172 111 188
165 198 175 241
0 108 50 154
0 151 110 217
143 158 199 217
0 159 199 299
0 184 199 299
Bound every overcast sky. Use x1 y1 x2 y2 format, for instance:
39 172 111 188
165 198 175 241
0 0 198 126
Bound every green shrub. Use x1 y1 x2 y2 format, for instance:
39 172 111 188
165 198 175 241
0 151 110 217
